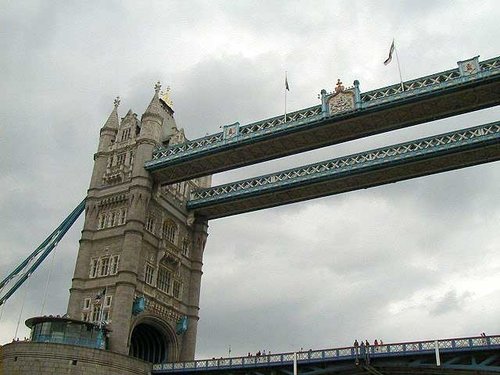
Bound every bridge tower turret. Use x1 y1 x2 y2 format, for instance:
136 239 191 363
67 83 211 363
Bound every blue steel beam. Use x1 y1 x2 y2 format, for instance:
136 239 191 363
187 121 500 219
145 56 500 184
0 199 86 306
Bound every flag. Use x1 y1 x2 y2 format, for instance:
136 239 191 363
95 288 106 302
285 74 290 91
384 40 395 66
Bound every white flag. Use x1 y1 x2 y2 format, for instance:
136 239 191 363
384 40 395 66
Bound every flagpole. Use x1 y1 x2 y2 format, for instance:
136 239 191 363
284 71 288 123
394 42 404 91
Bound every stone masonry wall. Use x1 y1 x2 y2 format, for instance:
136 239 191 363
0 341 151 375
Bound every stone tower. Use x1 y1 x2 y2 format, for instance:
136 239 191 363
67 84 211 363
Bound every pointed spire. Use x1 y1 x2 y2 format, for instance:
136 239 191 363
102 96 120 130
142 82 163 120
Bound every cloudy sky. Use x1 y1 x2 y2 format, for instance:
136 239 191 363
1 0 499 360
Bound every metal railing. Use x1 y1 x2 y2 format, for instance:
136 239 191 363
153 335 500 372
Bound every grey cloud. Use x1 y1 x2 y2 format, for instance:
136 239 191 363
429 290 472 316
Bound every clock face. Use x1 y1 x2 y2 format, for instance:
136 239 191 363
328 92 354 115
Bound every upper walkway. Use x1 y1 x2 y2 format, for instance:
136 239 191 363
146 55 500 184
187 121 500 219
153 334 500 374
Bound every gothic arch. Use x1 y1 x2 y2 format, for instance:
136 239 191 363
128 315 178 363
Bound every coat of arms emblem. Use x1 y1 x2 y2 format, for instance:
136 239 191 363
327 79 355 115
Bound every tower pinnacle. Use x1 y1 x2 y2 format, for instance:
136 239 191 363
101 96 120 130
142 82 163 120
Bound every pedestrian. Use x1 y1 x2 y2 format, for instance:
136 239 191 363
354 339 360 365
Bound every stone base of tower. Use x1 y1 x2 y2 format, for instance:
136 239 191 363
0 341 151 375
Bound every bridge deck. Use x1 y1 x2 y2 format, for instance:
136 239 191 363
153 335 500 374
187 121 500 219
146 56 500 184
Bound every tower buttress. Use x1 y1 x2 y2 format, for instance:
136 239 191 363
180 218 208 361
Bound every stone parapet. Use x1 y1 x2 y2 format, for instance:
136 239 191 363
0 341 151 375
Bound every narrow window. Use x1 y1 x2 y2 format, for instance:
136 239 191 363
117 153 126 165
104 295 112 308
157 267 172 293
162 220 177 244
110 255 120 275
146 217 156 233
99 257 110 277
91 305 101 323
102 310 110 322
110 212 116 227
120 208 127 225
81 312 89 322
83 298 91 310
144 263 155 285
89 258 98 278
98 214 106 229
173 280 182 299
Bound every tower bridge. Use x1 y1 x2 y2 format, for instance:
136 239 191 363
1 54 499 374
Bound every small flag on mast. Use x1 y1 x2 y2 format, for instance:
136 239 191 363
285 74 290 91
95 288 106 302
384 40 395 66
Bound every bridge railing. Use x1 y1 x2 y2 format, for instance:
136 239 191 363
148 55 500 165
152 335 500 372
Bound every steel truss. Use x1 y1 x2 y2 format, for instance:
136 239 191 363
187 121 500 217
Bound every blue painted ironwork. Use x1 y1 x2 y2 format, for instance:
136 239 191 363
147 55 500 170
132 296 146 315
152 335 500 373
187 121 500 209
176 316 188 335
0 200 86 306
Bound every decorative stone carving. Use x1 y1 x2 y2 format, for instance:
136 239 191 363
327 79 355 115
169 129 186 146
458 56 480 76
223 122 240 140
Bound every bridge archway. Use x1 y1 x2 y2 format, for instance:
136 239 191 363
129 316 177 363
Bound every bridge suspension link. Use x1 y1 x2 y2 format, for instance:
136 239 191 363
0 199 86 307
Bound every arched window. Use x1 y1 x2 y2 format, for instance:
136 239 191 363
162 220 177 244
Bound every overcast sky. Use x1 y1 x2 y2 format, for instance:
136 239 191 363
0 0 499 360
